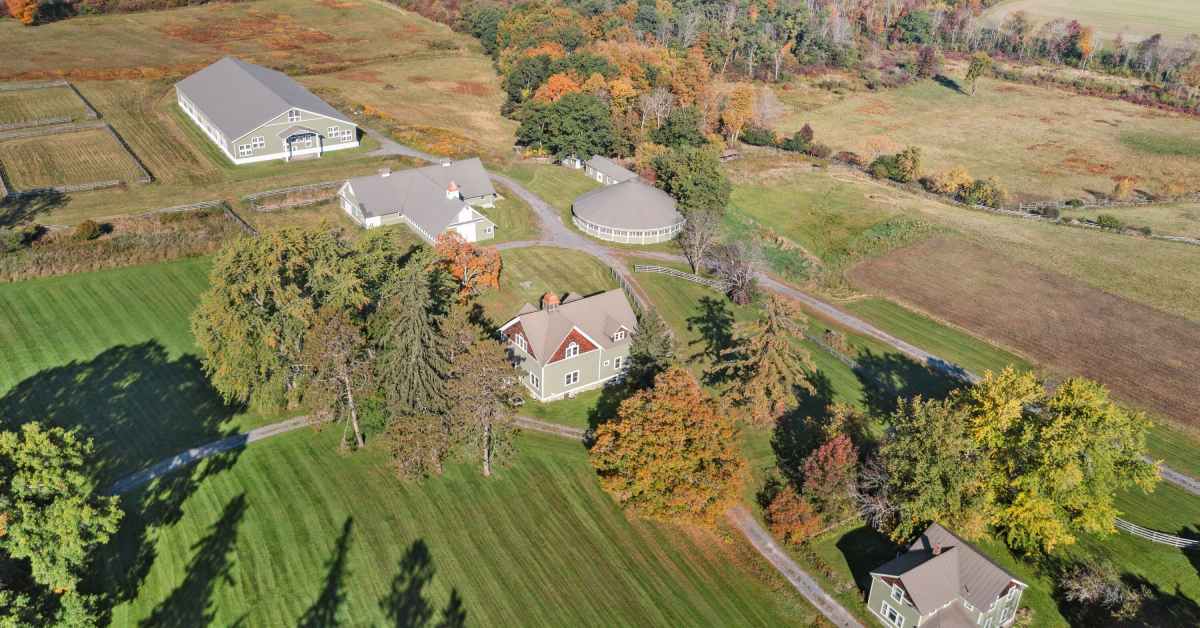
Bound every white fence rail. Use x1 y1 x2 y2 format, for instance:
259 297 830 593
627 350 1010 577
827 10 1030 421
1115 518 1200 549
633 264 729 290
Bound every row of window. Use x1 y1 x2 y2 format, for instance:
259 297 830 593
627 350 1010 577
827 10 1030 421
327 126 355 143
526 359 626 392
577 219 681 238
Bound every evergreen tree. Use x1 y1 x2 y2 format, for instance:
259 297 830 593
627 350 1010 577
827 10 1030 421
371 261 450 419
627 308 675 388
719 295 817 425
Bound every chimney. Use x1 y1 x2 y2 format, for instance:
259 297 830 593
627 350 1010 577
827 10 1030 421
933 543 942 556
378 167 390 178
446 180 460 200
541 292 560 311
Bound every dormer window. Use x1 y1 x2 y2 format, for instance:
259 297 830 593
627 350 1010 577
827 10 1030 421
515 334 528 352
890 584 904 604
288 109 301 122
613 329 626 342
565 342 579 358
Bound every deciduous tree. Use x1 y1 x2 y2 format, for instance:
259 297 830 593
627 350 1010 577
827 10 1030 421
446 335 519 477
516 92 616 159
590 367 744 524
965 52 991 95
766 485 823 545
678 208 720 273
710 240 760 305
652 147 731 214
720 83 755 142
0 423 122 626
532 72 582 102
802 434 859 521
434 232 502 298
302 307 372 450
720 295 817 424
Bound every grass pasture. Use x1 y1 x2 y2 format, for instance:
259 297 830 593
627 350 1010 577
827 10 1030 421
102 428 813 626
0 86 90 124
779 77 1200 201
984 0 1200 43
1063 200 1200 238
0 128 145 190
500 162 602 218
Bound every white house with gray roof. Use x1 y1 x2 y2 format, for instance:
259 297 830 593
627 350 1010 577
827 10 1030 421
572 179 685 245
584 155 638 185
500 290 637 401
175 57 359 165
868 523 1026 628
338 158 497 243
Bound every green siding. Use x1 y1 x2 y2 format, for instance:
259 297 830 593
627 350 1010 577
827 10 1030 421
229 108 356 159
868 576 921 627
513 342 631 401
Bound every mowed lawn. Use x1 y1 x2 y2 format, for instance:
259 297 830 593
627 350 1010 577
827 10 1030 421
476 246 617 323
101 428 813 626
0 258 276 483
0 86 90 124
984 0 1200 43
1063 201 1200 239
780 77 1200 200
500 162 602 220
0 128 145 189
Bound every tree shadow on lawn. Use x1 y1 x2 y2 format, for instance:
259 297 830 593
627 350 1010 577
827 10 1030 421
381 539 467 628
139 492 249 627
299 517 355 628
686 296 735 384
0 341 249 621
0 189 67 227
853 349 961 417
1039 553 1200 626
933 74 964 95
770 370 836 484
835 525 901 597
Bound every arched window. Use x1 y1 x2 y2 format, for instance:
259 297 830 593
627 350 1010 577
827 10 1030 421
288 109 301 122
565 342 579 358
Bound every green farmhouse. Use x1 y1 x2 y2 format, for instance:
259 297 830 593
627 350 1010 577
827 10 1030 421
175 57 359 165
500 289 637 402
868 523 1026 628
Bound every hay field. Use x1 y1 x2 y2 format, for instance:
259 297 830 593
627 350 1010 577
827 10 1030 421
985 0 1200 43
0 86 89 124
0 129 144 189
780 77 1200 201
1062 201 1200 238
849 237 1200 425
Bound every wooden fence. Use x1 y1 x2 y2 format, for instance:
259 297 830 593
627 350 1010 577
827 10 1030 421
242 180 343 211
1115 518 1200 549
633 264 729 290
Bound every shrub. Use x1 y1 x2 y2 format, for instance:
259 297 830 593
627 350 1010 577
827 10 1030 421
765 485 823 545
779 130 811 153
822 329 850 355
1040 206 1061 220
1137 225 1152 236
739 124 777 147
1065 198 1085 208
1112 176 1136 200
959 177 1008 208
72 220 103 241
1096 214 1124 230
923 166 972 195
869 154 901 180
807 143 832 159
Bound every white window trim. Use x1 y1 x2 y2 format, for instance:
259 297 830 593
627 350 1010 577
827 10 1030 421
237 144 252 157
613 356 624 369
515 334 528 352
564 370 580 386
891 584 904 604
880 600 904 627
529 372 540 389
565 342 579 358
613 329 626 341
288 109 301 122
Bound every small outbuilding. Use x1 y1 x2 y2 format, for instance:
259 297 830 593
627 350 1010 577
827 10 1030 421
571 180 685 245
584 155 638 185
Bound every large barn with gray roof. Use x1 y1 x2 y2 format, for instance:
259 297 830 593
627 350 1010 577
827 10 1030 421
175 57 359 165
337 158 497 243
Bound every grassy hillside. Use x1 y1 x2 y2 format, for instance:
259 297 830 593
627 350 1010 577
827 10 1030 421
100 428 813 626
984 0 1200 43
778 76 1200 201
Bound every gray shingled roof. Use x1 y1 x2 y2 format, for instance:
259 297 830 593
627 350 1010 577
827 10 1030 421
572 180 684 230
873 523 1023 615
502 289 636 362
345 159 495 236
585 155 637 182
176 56 351 141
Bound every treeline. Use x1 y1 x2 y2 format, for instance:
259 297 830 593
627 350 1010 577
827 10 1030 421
2 0 244 26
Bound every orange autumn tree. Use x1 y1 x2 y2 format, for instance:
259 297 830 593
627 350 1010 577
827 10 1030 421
434 232 501 298
7 0 38 25
533 72 581 103
590 367 745 525
721 83 755 142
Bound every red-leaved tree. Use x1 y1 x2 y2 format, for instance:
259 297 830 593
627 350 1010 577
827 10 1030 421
434 232 502 298
802 434 860 521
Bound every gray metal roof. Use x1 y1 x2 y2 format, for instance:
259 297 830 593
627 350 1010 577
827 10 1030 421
585 155 638 182
345 159 496 236
572 180 684 231
176 56 352 141
873 523 1023 616
501 289 636 363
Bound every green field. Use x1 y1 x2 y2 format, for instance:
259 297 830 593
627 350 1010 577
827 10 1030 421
0 86 89 124
778 76 1200 201
499 162 602 221
1062 201 1200 239
101 428 813 626
487 183 540 243
477 246 617 324
985 0 1200 43
0 258 277 483
0 128 145 190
